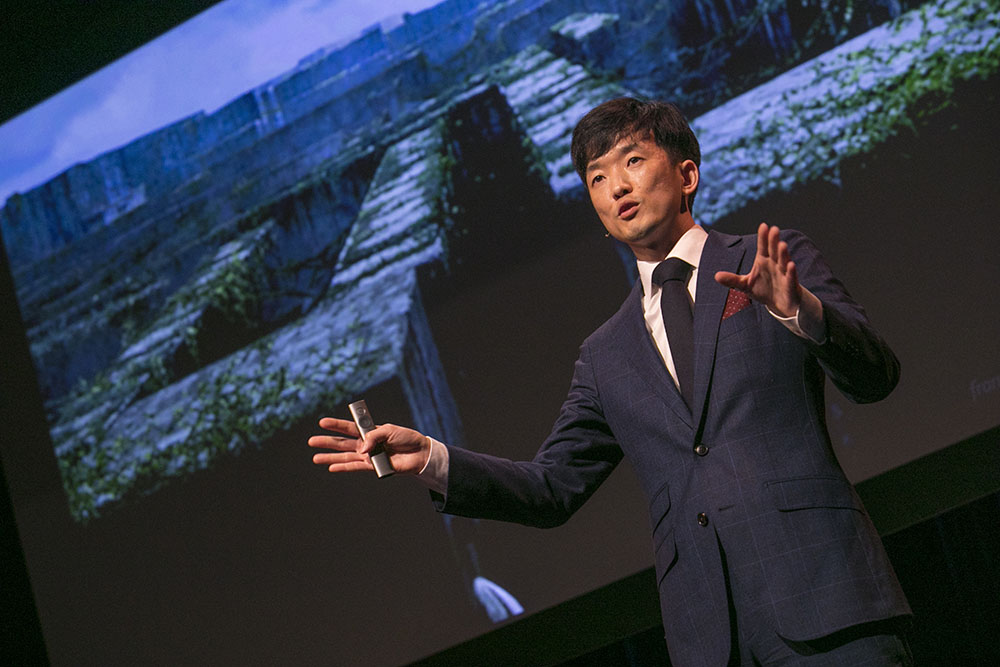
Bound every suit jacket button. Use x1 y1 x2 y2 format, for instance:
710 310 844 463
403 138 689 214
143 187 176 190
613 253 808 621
697 512 709 527
694 443 709 456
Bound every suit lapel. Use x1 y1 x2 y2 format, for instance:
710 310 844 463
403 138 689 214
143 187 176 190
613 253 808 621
691 231 747 428
622 282 694 428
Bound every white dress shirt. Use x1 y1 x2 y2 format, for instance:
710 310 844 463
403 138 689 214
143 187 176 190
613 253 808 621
635 225 707 394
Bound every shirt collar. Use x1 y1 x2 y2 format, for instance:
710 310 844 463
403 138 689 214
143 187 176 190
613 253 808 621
636 225 709 297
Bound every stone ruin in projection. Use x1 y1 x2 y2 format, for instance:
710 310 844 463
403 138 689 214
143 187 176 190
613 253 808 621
1 0 997 522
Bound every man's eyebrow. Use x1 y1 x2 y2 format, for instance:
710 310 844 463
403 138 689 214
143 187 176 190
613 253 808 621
586 142 641 172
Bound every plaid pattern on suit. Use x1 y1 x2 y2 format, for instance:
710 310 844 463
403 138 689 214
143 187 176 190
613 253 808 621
435 229 910 666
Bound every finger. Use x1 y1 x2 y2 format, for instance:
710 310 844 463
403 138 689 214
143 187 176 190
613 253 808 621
318 417 361 438
714 270 748 290
786 260 799 290
355 424 396 454
328 461 375 473
777 240 790 273
312 451 367 466
307 435 359 451
767 225 782 262
757 223 769 257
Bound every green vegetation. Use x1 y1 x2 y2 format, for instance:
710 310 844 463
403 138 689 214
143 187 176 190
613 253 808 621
699 0 999 222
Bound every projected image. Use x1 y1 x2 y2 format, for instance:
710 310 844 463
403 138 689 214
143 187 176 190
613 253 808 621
1 0 999 663
3 0 990 519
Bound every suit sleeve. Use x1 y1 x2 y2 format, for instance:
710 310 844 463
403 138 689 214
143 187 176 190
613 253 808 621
783 229 900 404
432 342 623 527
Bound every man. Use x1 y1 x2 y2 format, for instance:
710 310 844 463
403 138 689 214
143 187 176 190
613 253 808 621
309 98 912 665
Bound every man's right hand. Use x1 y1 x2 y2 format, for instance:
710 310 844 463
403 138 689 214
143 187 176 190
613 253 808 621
308 418 432 475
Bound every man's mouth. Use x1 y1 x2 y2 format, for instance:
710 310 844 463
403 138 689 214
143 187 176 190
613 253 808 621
618 201 638 218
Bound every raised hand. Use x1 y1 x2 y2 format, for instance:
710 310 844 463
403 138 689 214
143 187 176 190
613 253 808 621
308 418 431 475
714 223 802 318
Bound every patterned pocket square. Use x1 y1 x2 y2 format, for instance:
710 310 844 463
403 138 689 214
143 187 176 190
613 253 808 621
722 289 752 320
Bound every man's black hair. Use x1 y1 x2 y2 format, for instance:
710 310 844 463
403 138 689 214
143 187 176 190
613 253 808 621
571 98 701 209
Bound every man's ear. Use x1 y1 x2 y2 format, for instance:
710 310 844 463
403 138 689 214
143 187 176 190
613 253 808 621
679 159 699 195
678 159 699 214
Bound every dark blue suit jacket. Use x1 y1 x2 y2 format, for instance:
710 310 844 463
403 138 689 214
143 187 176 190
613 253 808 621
435 229 910 666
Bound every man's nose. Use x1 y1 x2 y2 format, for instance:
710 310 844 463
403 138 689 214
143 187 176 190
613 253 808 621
612 172 631 199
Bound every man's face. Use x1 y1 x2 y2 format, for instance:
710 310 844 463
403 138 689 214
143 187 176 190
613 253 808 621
585 136 698 261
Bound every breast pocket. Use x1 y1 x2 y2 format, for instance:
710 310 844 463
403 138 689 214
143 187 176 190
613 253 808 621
718 303 758 341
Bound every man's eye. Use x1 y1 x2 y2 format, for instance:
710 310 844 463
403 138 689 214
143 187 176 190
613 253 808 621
627 156 641 165
591 175 604 186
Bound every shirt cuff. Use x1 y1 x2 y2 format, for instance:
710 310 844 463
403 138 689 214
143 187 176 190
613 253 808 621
766 287 827 344
416 437 449 495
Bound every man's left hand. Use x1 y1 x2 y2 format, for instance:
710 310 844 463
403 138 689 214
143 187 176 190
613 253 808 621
714 223 802 318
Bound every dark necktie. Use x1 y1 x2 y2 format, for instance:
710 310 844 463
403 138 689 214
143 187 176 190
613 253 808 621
652 257 694 409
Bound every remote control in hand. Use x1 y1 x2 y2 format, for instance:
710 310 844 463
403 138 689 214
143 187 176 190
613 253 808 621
348 400 395 478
